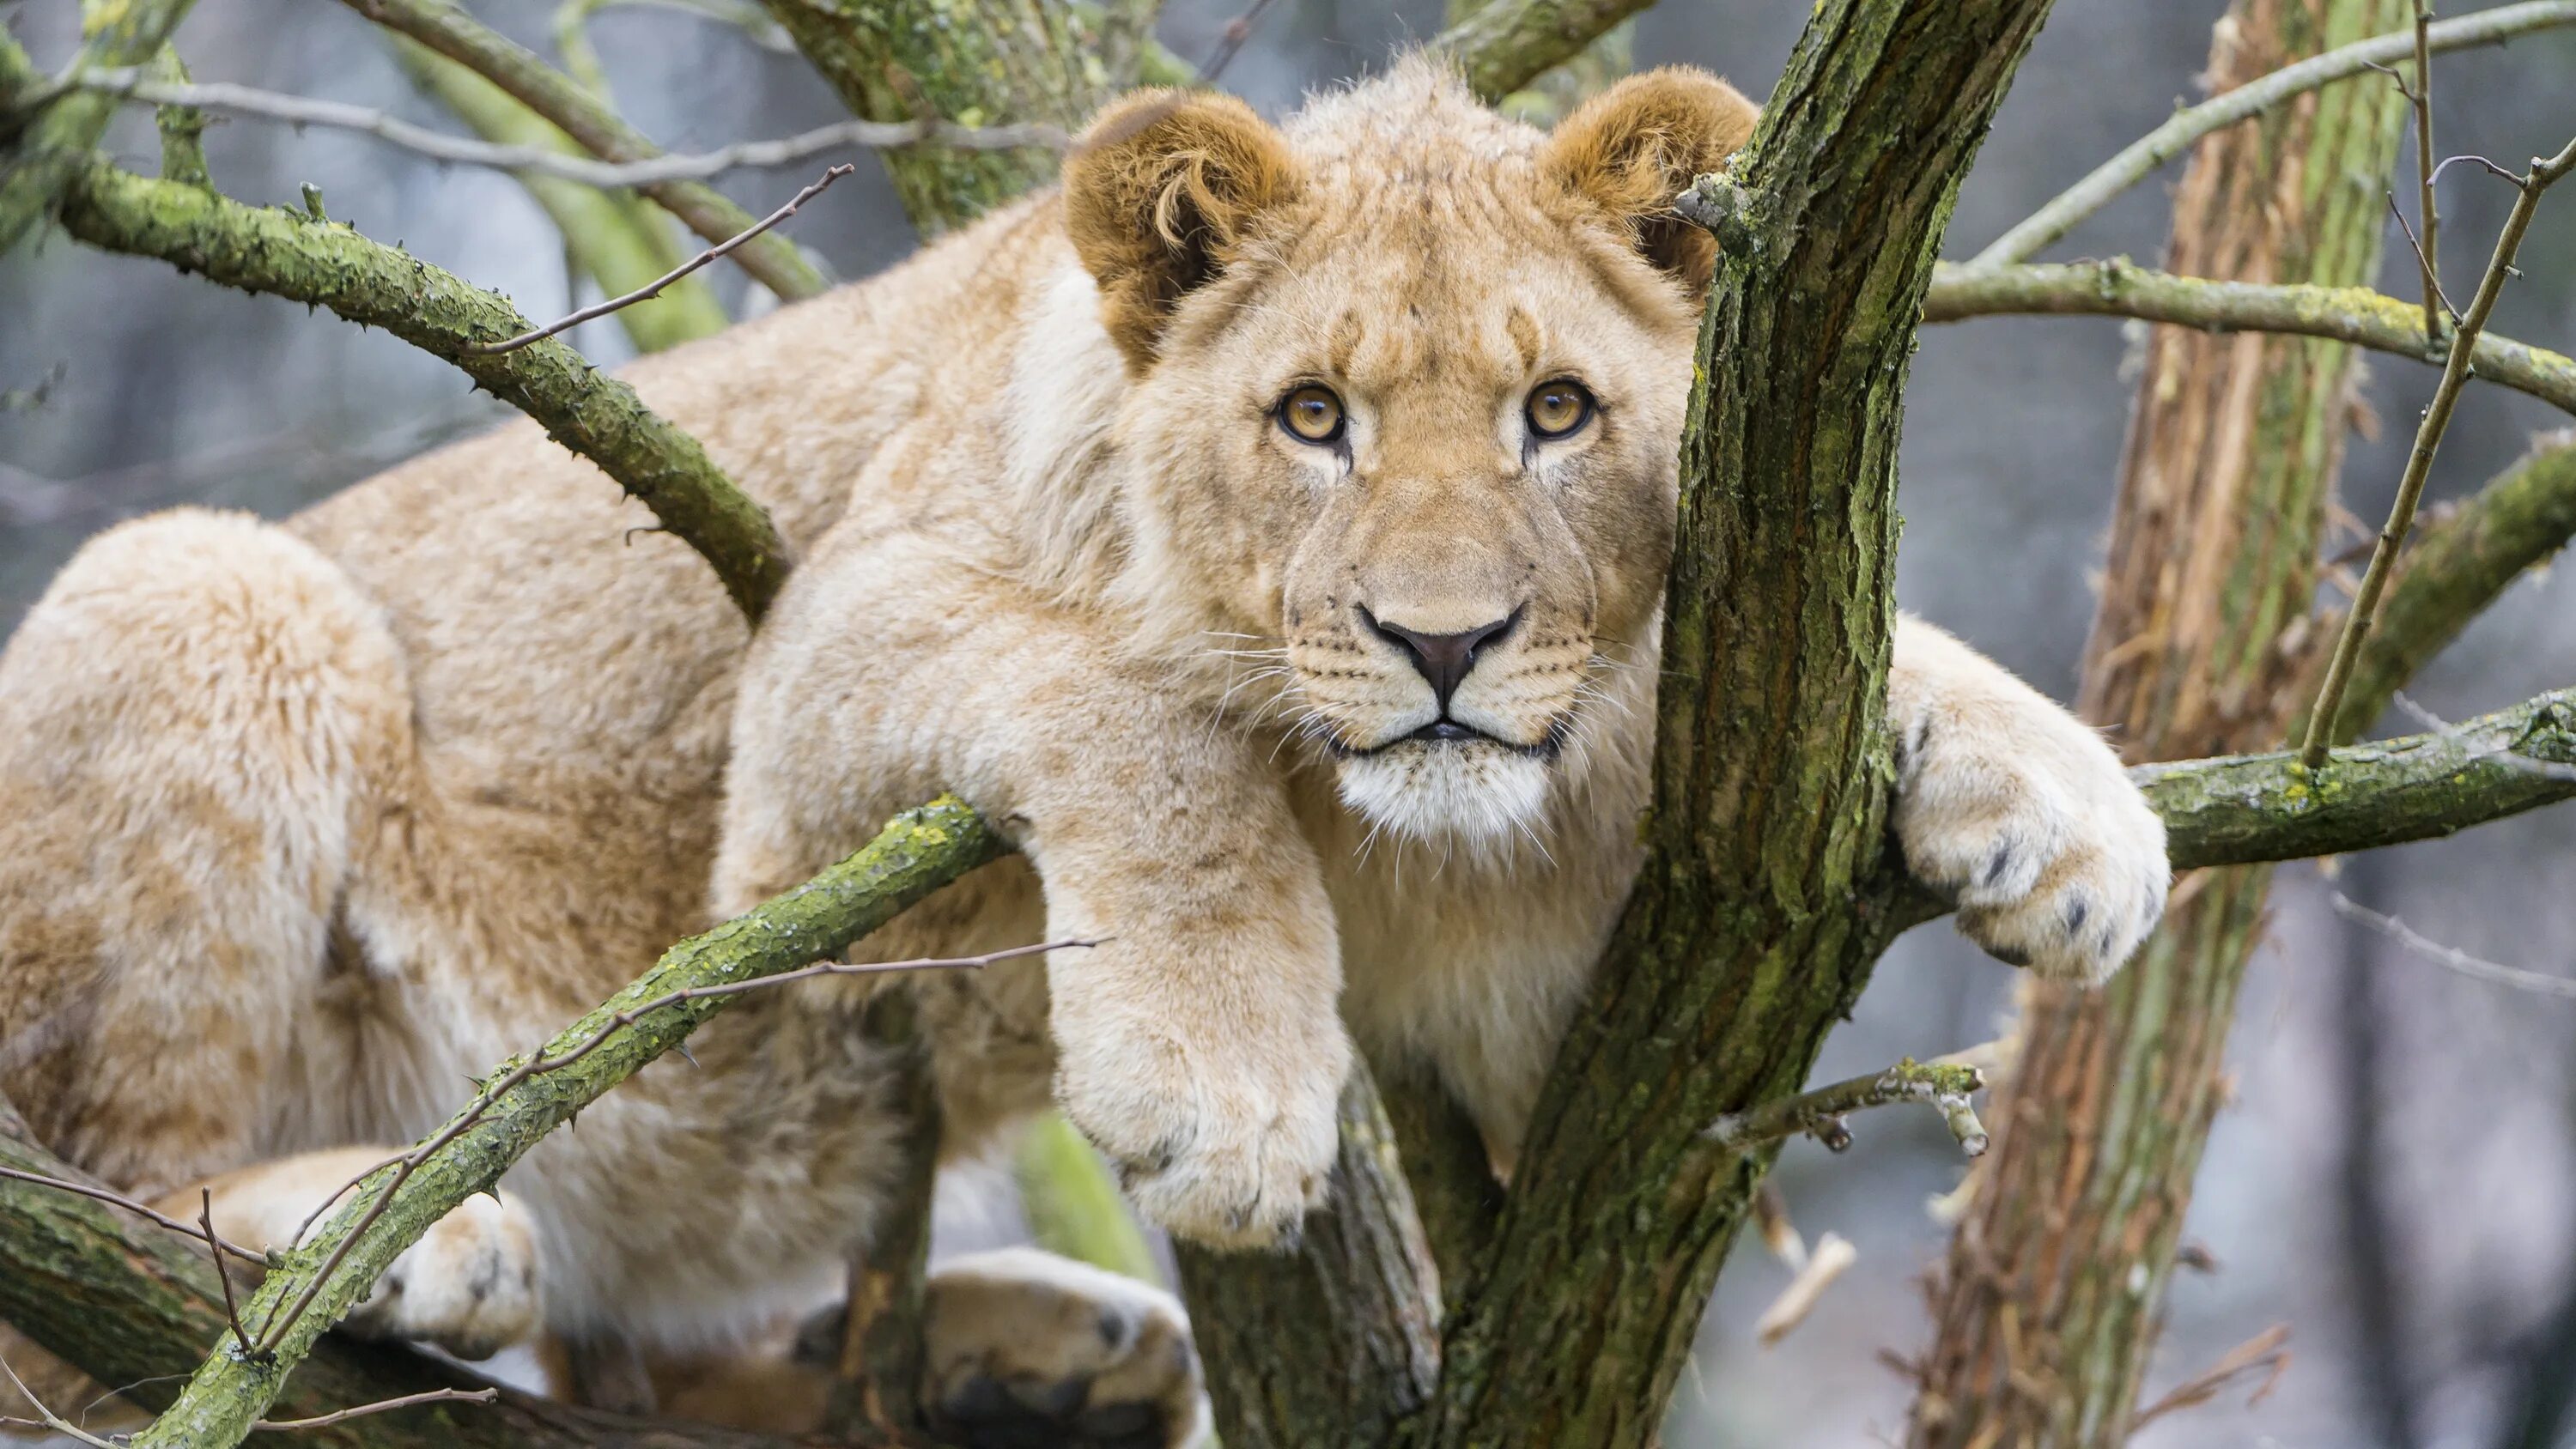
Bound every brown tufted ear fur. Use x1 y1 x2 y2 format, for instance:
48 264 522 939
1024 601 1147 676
1539 67 1760 295
1062 89 1303 368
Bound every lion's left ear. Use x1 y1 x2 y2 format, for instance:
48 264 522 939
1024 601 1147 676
1062 89 1304 369
1538 67 1760 295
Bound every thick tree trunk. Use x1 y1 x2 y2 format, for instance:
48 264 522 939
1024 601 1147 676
1905 3 2411 1445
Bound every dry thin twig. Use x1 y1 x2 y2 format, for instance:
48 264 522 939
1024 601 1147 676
0 1354 118 1448
252 1386 496 1432
48 70 1067 185
2410 2 2442 339
2127 1324 2292 1433
0 1165 269 1267
199 1188 256 1357
2330 891 2576 998
1754 1231 1857 1346
1197 0 1282 83
258 937 1085 1354
1964 0 2576 268
465 163 851 355
2301 134 2576 763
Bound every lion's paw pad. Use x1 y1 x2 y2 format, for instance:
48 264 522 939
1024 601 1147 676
1896 706 2171 985
340 1191 541 1361
925 1248 1206 1449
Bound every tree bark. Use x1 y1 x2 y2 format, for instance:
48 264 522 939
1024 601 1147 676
1173 1068 1443 1449
1414 3 2059 1444
1907 3 2412 1445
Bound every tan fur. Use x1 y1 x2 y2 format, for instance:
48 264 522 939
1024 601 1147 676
0 58 2165 1437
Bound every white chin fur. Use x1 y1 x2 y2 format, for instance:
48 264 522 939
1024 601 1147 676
1334 742 1550 853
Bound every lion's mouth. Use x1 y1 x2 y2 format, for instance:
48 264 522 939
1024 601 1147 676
1324 716 1571 762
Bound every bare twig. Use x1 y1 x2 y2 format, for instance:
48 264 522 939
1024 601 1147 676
1754 1232 1857 1347
2410 2 2442 340
466 163 851 355
2384 190 2458 323
331 0 826 300
1921 260 2576 415
2300 135 2576 765
0 1166 269 1268
200 1189 257 1357
252 1387 496 1432
2127 1324 2291 1433
1964 0 2576 269
263 937 1084 1354
0 1354 119 1449
1196 0 1281 83
1704 1058 1990 1158
52 70 1068 185
2330 892 2576 998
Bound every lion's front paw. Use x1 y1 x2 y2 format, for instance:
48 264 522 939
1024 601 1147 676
1894 692 2171 985
924 1248 1207 1449
340 1190 542 1361
1057 1029 1343 1251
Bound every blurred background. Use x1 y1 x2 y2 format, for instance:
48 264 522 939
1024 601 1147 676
5 2 2575 1445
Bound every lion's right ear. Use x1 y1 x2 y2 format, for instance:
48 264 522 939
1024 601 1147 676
1061 90 1303 368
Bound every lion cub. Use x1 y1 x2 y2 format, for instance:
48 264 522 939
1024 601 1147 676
0 60 2165 1445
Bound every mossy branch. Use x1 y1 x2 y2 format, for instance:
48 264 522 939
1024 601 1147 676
336 0 827 300
50 157 793 621
0 1106 822 1448
1436 0 1654 103
2140 687 2576 869
1923 259 2576 415
0 0 197 254
124 798 1003 1449
755 0 1133 236
391 38 731 355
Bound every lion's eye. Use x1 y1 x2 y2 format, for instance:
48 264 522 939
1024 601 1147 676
1276 385 1347 446
1525 380 1595 440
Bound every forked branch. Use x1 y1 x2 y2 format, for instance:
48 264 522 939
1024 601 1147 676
2302 135 2576 763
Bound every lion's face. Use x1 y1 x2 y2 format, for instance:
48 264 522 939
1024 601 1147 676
1065 63 1758 850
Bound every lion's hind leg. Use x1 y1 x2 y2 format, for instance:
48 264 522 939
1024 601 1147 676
0 506 415 1193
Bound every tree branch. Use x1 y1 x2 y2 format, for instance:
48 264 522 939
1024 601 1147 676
1921 259 2576 415
754 0 1133 236
127 798 1004 1449
1964 0 2576 267
1173 1066 1443 1449
1705 1058 1990 1157
2141 687 2576 869
390 36 730 355
48 155 793 621
1435 0 1654 103
2338 437 2576 733
0 1100 824 1448
64 70 1072 185
0 0 197 255
337 0 828 300
2303 134 2576 762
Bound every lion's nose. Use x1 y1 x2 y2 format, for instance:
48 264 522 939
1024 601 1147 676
1358 605 1522 710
